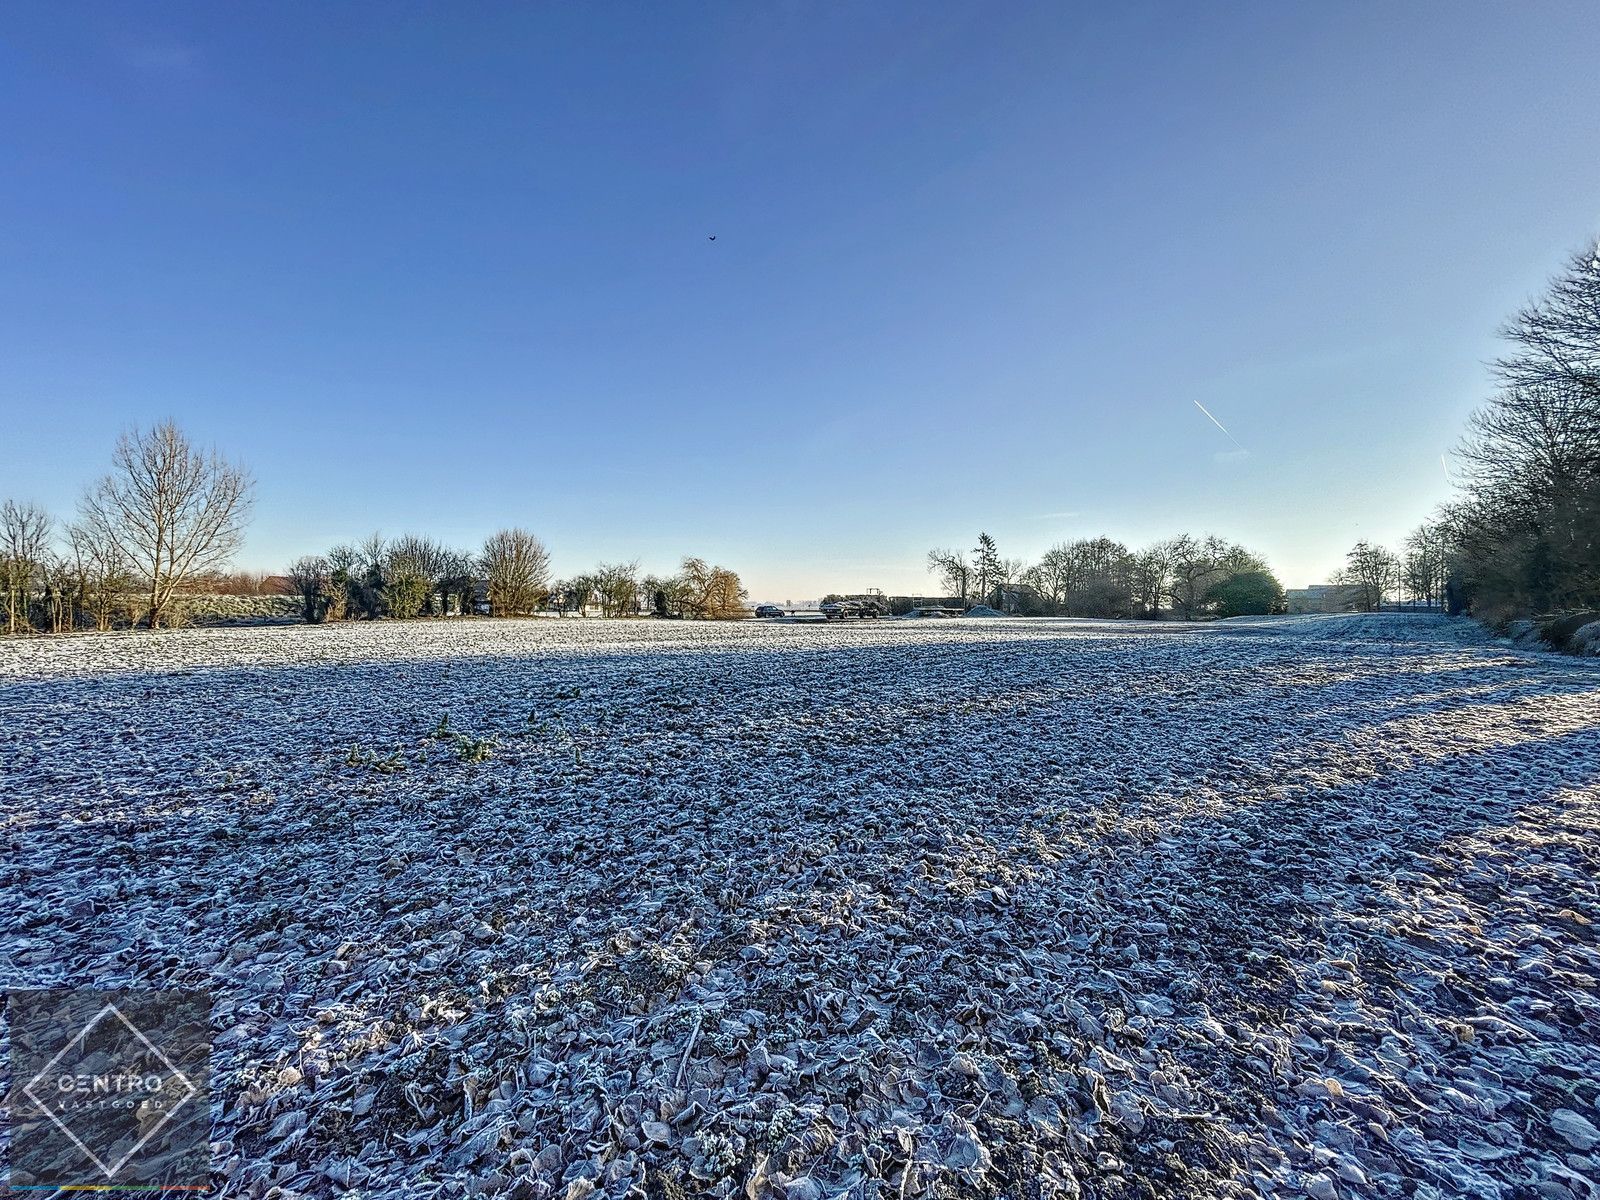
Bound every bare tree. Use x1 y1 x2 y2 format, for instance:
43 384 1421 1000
1025 546 1071 611
1129 543 1171 618
593 560 641 617
1459 380 1599 610
1494 244 1600 397
926 548 971 605
381 535 438 619
2 500 54 634
707 567 748 619
1335 541 1399 612
422 540 461 615
1440 241 1600 617
679 557 748 619
1071 538 1135 616
1459 381 1600 508
642 572 689 618
325 543 363 620
41 551 78 633
1401 523 1449 607
553 575 597 616
66 519 132 631
480 528 549 615
1029 537 1135 616
1166 535 1220 621
439 548 478 617
339 534 387 619
80 422 253 629
1162 535 1266 620
995 557 1027 608
286 555 334 623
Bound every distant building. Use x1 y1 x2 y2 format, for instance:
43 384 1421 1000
1285 583 1353 614
997 583 1047 614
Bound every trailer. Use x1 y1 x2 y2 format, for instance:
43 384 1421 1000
820 589 889 620
751 589 890 621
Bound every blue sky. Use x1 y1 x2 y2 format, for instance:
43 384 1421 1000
3 2 1598 599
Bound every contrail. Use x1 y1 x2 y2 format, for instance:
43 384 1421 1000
1193 400 1246 451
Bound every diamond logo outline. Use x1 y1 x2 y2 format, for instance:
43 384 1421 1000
21 1001 201 1180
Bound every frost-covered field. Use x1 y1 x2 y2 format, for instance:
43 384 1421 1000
2 614 1598 1200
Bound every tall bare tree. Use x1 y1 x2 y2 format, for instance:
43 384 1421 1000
1401 523 1449 607
1460 381 1600 507
642 572 688 618
480 528 550 616
553 575 598 616
1025 546 1071 611
1164 535 1265 620
1130 543 1173 618
337 534 388 619
2 500 54 634
1494 244 1600 397
80 422 253 629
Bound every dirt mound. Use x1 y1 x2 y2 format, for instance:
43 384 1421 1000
962 604 1005 617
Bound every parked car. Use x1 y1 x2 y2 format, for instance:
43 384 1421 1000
754 604 785 618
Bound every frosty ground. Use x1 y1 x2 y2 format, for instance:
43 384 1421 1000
2 614 1597 1200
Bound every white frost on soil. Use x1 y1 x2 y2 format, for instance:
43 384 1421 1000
1 614 1597 1199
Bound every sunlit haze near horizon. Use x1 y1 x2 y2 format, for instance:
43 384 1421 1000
3 2 1599 599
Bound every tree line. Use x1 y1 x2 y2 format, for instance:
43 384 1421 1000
286 535 748 623
927 531 1285 619
22 243 1592 640
1318 531 1450 613
2 420 749 635
1338 240 1598 621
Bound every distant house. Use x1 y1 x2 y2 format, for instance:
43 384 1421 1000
997 583 1047 615
1285 583 1354 614
547 582 604 618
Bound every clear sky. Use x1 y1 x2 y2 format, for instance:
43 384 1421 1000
3 2 1599 600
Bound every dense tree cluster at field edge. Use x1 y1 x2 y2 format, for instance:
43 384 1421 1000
923 532 1287 619
1348 242 1600 626
286 538 748 624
